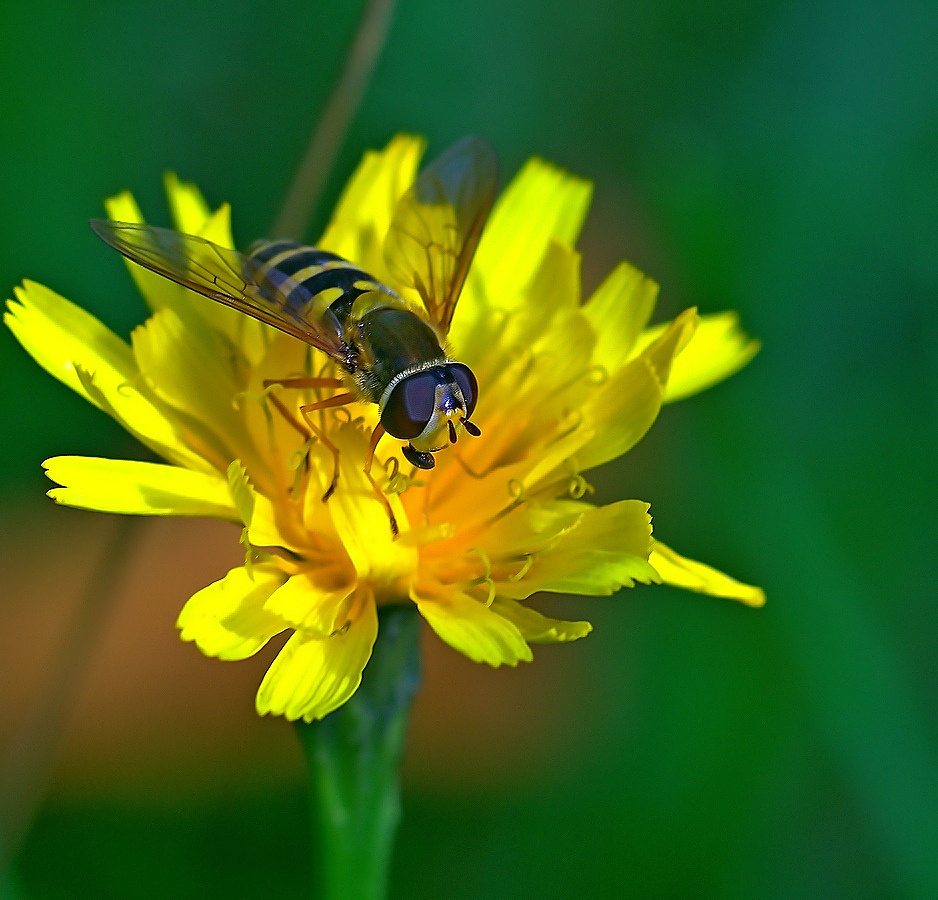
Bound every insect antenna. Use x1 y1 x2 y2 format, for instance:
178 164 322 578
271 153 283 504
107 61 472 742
461 417 481 436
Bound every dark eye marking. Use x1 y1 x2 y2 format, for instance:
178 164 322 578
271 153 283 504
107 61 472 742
449 364 477 418
381 371 438 439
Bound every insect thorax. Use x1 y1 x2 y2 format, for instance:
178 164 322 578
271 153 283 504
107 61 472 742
246 239 448 402
353 307 447 402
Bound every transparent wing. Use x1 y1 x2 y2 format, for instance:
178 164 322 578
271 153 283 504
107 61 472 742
89 219 346 356
383 135 498 333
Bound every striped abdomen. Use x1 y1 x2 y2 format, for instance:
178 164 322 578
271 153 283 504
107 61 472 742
247 239 447 399
247 239 386 338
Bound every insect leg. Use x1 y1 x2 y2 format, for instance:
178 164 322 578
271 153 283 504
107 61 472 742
363 423 387 474
300 392 357 413
263 377 344 390
262 377 348 499
299 392 357 501
359 423 399 538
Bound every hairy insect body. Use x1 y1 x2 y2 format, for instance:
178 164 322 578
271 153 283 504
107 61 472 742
246 239 474 465
355 307 446 400
247 239 378 369
249 238 446 395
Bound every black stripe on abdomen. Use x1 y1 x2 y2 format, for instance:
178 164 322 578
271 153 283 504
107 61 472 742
249 240 346 272
247 240 376 323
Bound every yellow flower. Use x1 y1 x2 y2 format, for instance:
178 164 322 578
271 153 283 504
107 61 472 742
5 136 764 723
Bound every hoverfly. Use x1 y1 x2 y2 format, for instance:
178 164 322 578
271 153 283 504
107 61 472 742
91 137 498 534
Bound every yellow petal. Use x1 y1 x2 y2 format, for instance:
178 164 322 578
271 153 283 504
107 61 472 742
74 365 218 474
633 311 761 403
131 307 246 465
665 312 761 402
5 281 219 473
255 592 378 722
324 422 417 586
44 456 236 518
246 490 315 558
473 157 592 308
103 191 188 313
576 307 698 472
492 499 659 600
160 173 270 355
196 203 235 249
584 261 659 371
177 564 289 660
105 183 263 362
319 134 425 277
452 239 584 370
104 190 144 226
414 587 533 667
189 203 268 356
226 459 255 526
526 241 582 331
458 349 594 487
164 172 213 237
5 280 136 400
263 570 357 634
489 596 592 643
649 541 765 607
470 498 587 558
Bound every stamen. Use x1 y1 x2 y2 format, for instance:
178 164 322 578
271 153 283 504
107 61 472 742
507 479 527 502
586 363 609 386
465 546 493 583
561 458 595 500
382 456 417 495
508 554 536 582
567 474 594 500
464 547 496 607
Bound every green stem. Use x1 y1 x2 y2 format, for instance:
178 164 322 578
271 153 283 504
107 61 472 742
295 604 421 900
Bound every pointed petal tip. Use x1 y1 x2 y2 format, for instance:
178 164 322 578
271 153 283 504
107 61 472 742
649 541 765 607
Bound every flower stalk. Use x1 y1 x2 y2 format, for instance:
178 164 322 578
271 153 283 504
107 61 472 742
273 0 397 241
296 604 421 900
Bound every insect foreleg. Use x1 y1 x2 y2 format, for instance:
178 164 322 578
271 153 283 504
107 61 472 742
299 392 357 414
363 423 387 474
265 390 312 442
296 392 357 502
262 378 347 493
263 377 344 391
360 424 399 538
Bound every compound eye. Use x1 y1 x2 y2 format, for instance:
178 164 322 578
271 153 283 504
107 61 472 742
381 372 437 439
450 364 478 417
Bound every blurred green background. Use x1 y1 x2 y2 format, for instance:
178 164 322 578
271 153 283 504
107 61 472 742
2 0 937 897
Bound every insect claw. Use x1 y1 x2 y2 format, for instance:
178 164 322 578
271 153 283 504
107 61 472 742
361 449 400 538
320 445 341 502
